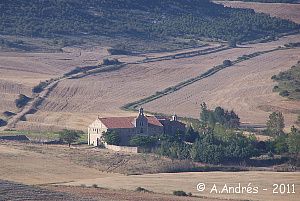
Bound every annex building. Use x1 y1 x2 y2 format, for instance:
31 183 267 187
88 108 185 146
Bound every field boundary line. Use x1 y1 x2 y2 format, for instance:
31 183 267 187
120 44 300 114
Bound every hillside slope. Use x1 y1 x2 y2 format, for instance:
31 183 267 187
0 0 299 43
214 1 300 24
0 1 299 132
10 34 300 132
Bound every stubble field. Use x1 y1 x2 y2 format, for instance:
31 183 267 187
7 34 299 131
213 1 300 24
0 141 299 201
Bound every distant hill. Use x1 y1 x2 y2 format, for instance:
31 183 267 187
0 0 299 43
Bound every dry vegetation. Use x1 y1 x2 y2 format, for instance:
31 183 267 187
1 141 298 201
44 185 227 201
213 1 300 24
143 45 300 129
64 171 300 201
0 34 299 131
10 34 298 132
1 179 230 201
0 141 202 183
0 141 234 201
0 142 116 185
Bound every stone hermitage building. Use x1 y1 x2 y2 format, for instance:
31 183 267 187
88 108 186 146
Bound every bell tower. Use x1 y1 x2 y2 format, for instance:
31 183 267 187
135 107 148 134
172 113 178 121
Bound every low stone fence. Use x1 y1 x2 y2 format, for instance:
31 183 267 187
104 143 139 153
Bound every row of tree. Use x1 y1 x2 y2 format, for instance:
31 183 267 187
155 125 259 164
265 112 300 155
200 102 240 129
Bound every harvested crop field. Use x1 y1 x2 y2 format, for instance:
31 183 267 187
143 46 300 129
0 143 117 185
1 141 297 201
64 171 300 201
0 34 299 131
18 34 300 131
44 185 230 201
0 180 230 201
0 180 94 201
0 142 234 201
214 1 300 24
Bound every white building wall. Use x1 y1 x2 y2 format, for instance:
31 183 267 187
88 118 107 146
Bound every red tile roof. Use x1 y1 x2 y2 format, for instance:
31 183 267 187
98 116 163 129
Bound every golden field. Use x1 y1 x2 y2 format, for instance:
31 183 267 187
1 34 299 131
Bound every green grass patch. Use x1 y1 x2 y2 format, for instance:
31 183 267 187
75 133 88 144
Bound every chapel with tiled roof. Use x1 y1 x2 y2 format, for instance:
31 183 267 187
88 108 185 146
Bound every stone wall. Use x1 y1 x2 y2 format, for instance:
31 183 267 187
104 143 139 153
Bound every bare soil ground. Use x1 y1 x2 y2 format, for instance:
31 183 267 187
44 185 228 201
213 1 300 24
0 141 235 201
0 141 200 183
143 46 300 129
0 142 117 185
0 4 299 132
0 179 229 201
64 171 300 201
0 180 95 201
2 141 298 201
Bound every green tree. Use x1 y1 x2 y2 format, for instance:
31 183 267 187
175 129 185 142
288 126 300 154
214 107 225 125
185 125 198 143
15 94 31 108
295 114 300 127
274 135 288 154
59 129 81 147
228 39 237 48
130 135 157 147
223 60 232 67
102 130 121 145
266 112 285 137
200 102 209 126
0 119 7 127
